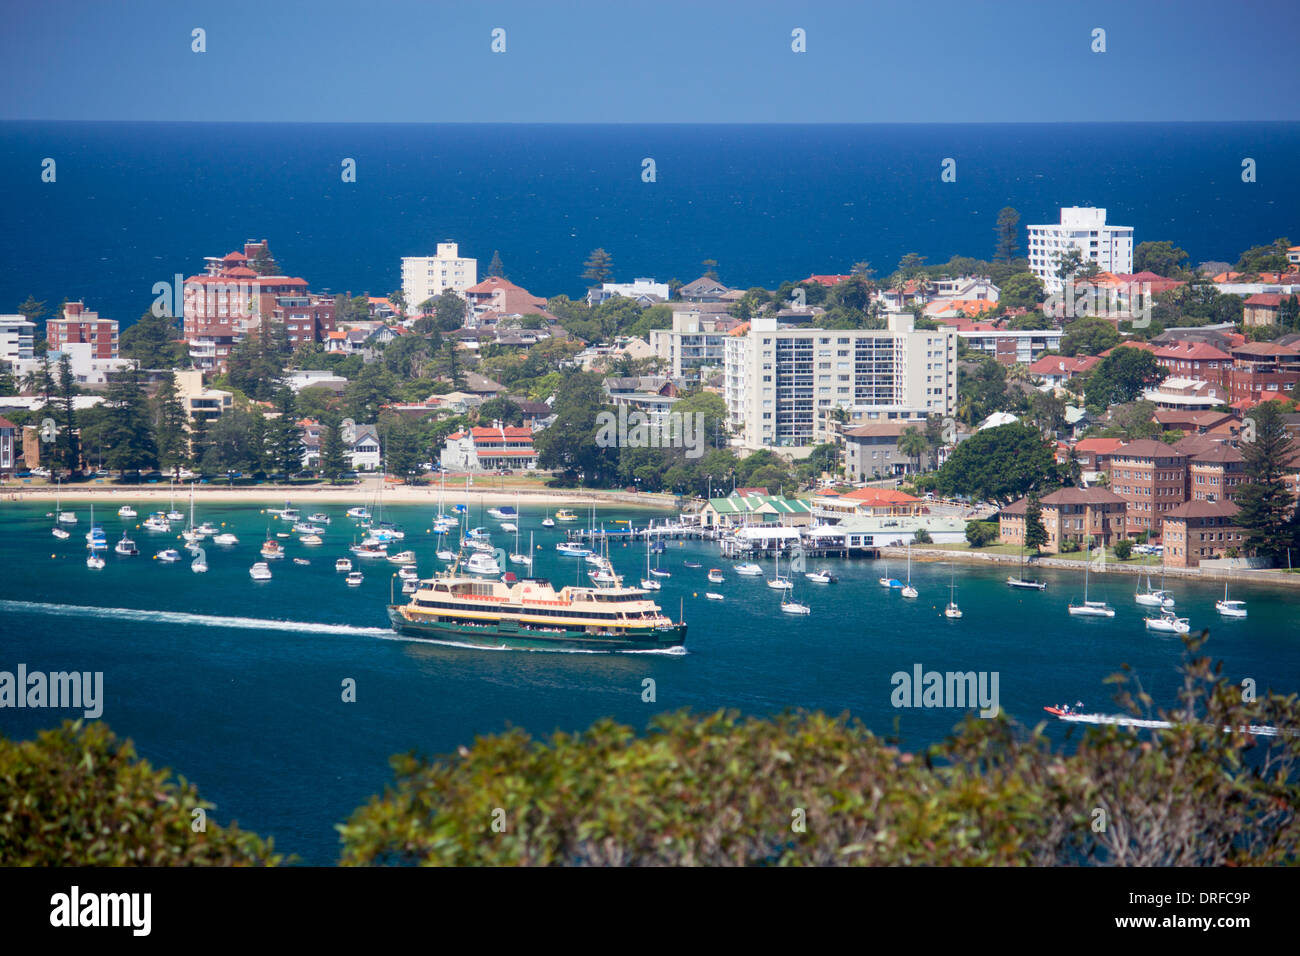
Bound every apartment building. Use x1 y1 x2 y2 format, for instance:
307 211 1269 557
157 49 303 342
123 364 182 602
1027 207 1134 294
271 295 335 348
650 310 737 386
999 487 1128 550
0 315 36 363
724 312 956 450
1187 444 1245 503
1227 342 1300 403
174 369 233 421
1163 501 1244 567
1106 439 1189 539
46 302 118 359
957 328 1062 366
401 241 477 309
182 241 312 372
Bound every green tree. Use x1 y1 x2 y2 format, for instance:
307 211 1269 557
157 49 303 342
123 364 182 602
387 289 407 319
1235 401 1297 562
267 389 303 475
1060 317 1121 356
1024 493 1048 553
1113 538 1134 561
487 250 505 278
999 272 1045 312
700 258 719 281
153 371 190 475
534 371 619 485
53 353 80 474
17 294 48 325
934 423 1058 504
1235 238 1291 275
319 415 349 479
100 365 158 473
994 207 1020 263
432 289 466 331
965 520 998 547
582 248 613 286
477 397 524 427
1085 348 1166 408
120 311 186 368
380 414 423 480
188 413 212 470
0 721 281 865
898 425 929 474
1134 240 1189 277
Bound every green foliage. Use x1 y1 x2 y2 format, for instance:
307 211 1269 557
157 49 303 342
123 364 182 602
955 355 1010 425
999 272 1045 312
1024 494 1048 552
153 371 189 474
0 721 281 865
935 423 1058 504
1133 240 1189 277
1235 237 1291 275
120 311 188 369
477 397 524 427
339 639 1300 866
911 527 932 544
379 413 424 479
1060 317 1120 357
994 207 1020 263
533 370 620 485
319 415 348 479
582 248 613 285
1113 539 1134 561
965 520 997 547
1235 401 1299 562
53 354 80 473
487 250 505 278
1085 348 1166 408
1151 281 1243 330
100 365 157 473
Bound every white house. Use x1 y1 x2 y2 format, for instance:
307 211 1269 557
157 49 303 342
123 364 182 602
401 241 478 310
0 315 36 363
1027 207 1133 293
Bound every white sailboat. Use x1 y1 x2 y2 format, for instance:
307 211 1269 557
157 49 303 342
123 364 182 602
641 534 661 590
85 503 105 568
944 566 962 619
182 484 205 542
167 479 184 521
51 478 70 538
1215 583 1247 618
780 582 810 615
878 561 900 589
1145 607 1190 634
1068 555 1114 617
1006 544 1046 590
901 544 918 598
510 526 533 566
1135 556 1174 608
767 550 792 590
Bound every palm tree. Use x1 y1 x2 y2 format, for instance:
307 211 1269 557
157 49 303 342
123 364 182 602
898 426 929 476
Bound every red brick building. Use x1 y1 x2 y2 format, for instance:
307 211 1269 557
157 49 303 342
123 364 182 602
45 302 118 359
1105 439 1189 539
999 487 1127 551
1163 501 1244 568
1187 443 1245 503
1227 341 1300 404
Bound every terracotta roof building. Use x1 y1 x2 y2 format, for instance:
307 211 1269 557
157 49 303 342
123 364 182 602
1163 501 1243 568
999 487 1127 550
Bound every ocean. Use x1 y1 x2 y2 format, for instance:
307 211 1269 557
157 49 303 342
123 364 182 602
1 122 1298 325
0 500 1297 863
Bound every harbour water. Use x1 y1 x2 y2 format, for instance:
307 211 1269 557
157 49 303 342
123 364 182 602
1 500 1297 863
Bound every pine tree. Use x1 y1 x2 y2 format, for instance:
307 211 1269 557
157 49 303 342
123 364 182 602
153 371 189 476
319 417 348 479
54 354 80 474
268 389 303 476
1024 493 1049 553
101 364 158 474
487 250 505 278
994 207 1020 263
582 248 613 285
188 414 212 472
1235 401 1297 561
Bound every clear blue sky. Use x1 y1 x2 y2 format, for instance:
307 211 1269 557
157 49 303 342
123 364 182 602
3 0 1298 123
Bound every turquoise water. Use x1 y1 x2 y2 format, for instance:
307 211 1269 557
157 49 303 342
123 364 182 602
1 499 1297 863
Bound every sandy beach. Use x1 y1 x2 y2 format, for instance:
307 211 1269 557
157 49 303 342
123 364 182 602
0 478 679 511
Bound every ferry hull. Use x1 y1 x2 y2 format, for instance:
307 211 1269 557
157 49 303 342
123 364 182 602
387 606 686 651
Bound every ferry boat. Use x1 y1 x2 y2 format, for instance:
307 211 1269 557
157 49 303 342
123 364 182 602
388 571 687 651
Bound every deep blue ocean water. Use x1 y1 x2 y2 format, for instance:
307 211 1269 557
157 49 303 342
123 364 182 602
1 122 1298 324
1 499 1297 863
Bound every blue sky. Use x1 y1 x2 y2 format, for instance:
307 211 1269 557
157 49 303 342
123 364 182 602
2 0 1298 123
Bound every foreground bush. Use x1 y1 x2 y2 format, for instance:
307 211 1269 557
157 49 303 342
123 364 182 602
0 721 282 866
340 638 1300 866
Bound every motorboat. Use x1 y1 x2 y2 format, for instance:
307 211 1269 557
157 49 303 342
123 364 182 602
346 507 371 520
114 532 139 556
351 542 388 560
52 526 70 539
293 558 310 566
733 563 762 576
488 506 517 520
465 552 501 575
346 571 364 586
1145 609 1190 634
372 521 405 540
335 558 353 572
299 534 324 546
156 549 182 563
554 510 578 522
683 561 702 569
213 533 239 546
260 539 286 560
402 578 419 594
86 552 105 570
387 550 417 565
308 513 330 524
466 527 491 540
249 562 272 581
279 507 301 523
804 569 837 584
1215 583 1247 618
706 592 725 601
707 569 725 584
117 505 137 518
500 522 518 533
143 513 171 533
589 568 619 584
292 522 324 534
556 542 593 557
650 568 671 578
398 565 419 580
436 549 456 561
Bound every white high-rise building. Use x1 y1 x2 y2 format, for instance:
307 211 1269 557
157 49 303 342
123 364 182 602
724 313 957 450
0 315 36 363
1027 207 1133 293
401 241 478 309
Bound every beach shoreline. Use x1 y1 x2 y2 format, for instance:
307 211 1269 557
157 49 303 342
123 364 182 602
0 480 679 511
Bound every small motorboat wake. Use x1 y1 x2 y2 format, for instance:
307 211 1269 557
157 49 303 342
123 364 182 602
1044 703 1281 736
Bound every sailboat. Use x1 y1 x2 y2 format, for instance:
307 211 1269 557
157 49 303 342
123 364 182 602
1006 544 1046 590
51 478 70 538
780 581 811 615
510 527 533 566
1068 552 1114 617
767 550 792 590
1135 555 1174 608
641 534 662 590
1145 607 1190 634
878 561 901 589
167 479 184 521
56 477 77 526
85 503 105 569
1215 583 1247 618
182 484 205 542
900 543 918 598
944 566 962 619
